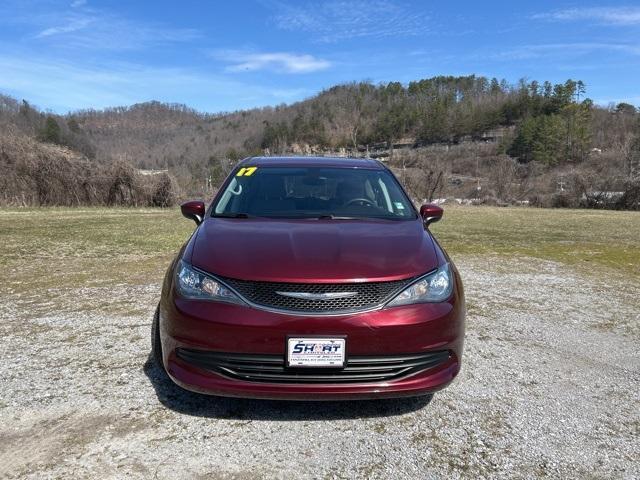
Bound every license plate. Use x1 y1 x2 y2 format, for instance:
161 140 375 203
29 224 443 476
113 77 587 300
287 337 346 368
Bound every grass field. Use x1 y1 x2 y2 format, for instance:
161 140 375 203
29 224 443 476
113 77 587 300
1 204 638 319
433 206 640 275
2 206 638 283
1 205 639 479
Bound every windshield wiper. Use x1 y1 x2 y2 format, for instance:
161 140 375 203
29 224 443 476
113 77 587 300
212 213 251 218
213 213 363 220
315 215 362 220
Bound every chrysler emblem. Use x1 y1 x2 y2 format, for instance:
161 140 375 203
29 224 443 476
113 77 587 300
275 291 358 301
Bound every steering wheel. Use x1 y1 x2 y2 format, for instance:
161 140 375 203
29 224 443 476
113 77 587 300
345 198 375 207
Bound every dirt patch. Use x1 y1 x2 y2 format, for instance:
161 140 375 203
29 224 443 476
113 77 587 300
0 411 148 478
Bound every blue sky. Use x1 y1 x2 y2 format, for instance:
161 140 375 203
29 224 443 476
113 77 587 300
0 0 639 113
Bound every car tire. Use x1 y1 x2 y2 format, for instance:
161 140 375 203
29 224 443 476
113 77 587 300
151 305 165 371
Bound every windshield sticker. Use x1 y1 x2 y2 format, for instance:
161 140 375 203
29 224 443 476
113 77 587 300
236 167 257 177
394 202 405 209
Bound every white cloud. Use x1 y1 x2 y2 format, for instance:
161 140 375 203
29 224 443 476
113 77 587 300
476 43 640 62
71 0 87 7
0 3 200 50
533 7 640 26
272 0 431 42
214 50 331 73
0 53 311 112
36 16 93 38
35 14 200 49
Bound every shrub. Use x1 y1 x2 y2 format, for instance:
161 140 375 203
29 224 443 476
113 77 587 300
151 173 178 207
0 130 179 207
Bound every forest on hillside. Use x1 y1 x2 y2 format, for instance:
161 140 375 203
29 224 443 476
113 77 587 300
1 75 639 209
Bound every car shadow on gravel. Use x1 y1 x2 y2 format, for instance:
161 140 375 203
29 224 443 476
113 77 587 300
143 355 433 420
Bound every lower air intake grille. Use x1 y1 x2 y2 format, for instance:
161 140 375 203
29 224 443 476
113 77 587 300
220 277 413 314
176 349 451 384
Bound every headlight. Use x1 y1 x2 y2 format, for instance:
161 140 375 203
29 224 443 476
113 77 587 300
386 263 453 307
176 260 244 305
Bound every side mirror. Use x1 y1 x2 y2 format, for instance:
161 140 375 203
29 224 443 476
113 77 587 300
419 203 443 228
181 200 205 225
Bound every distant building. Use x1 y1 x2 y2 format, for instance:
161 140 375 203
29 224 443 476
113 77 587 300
137 169 168 176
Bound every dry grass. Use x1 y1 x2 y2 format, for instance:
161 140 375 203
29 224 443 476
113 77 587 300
0 207 192 318
0 205 638 320
432 205 640 277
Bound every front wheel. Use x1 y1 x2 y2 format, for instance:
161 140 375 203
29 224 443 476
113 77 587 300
151 305 164 371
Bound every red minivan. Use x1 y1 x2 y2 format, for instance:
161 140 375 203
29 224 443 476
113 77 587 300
153 156 465 401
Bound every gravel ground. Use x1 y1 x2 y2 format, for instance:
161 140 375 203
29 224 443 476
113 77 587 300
1 256 638 479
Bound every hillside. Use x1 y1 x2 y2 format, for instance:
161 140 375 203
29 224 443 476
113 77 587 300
1 75 639 208
0 125 176 207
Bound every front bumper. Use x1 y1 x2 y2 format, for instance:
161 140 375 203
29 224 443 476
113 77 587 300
159 286 464 400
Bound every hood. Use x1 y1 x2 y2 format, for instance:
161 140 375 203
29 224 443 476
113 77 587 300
189 218 438 283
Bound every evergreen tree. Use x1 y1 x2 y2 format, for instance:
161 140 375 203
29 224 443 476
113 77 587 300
615 103 637 115
41 116 61 144
67 117 81 133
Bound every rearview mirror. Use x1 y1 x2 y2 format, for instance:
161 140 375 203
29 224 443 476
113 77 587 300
419 204 443 228
181 200 205 225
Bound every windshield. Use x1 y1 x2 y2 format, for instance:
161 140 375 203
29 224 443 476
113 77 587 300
213 166 416 220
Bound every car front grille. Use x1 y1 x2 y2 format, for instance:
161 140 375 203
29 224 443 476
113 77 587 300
176 348 451 384
220 276 413 314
